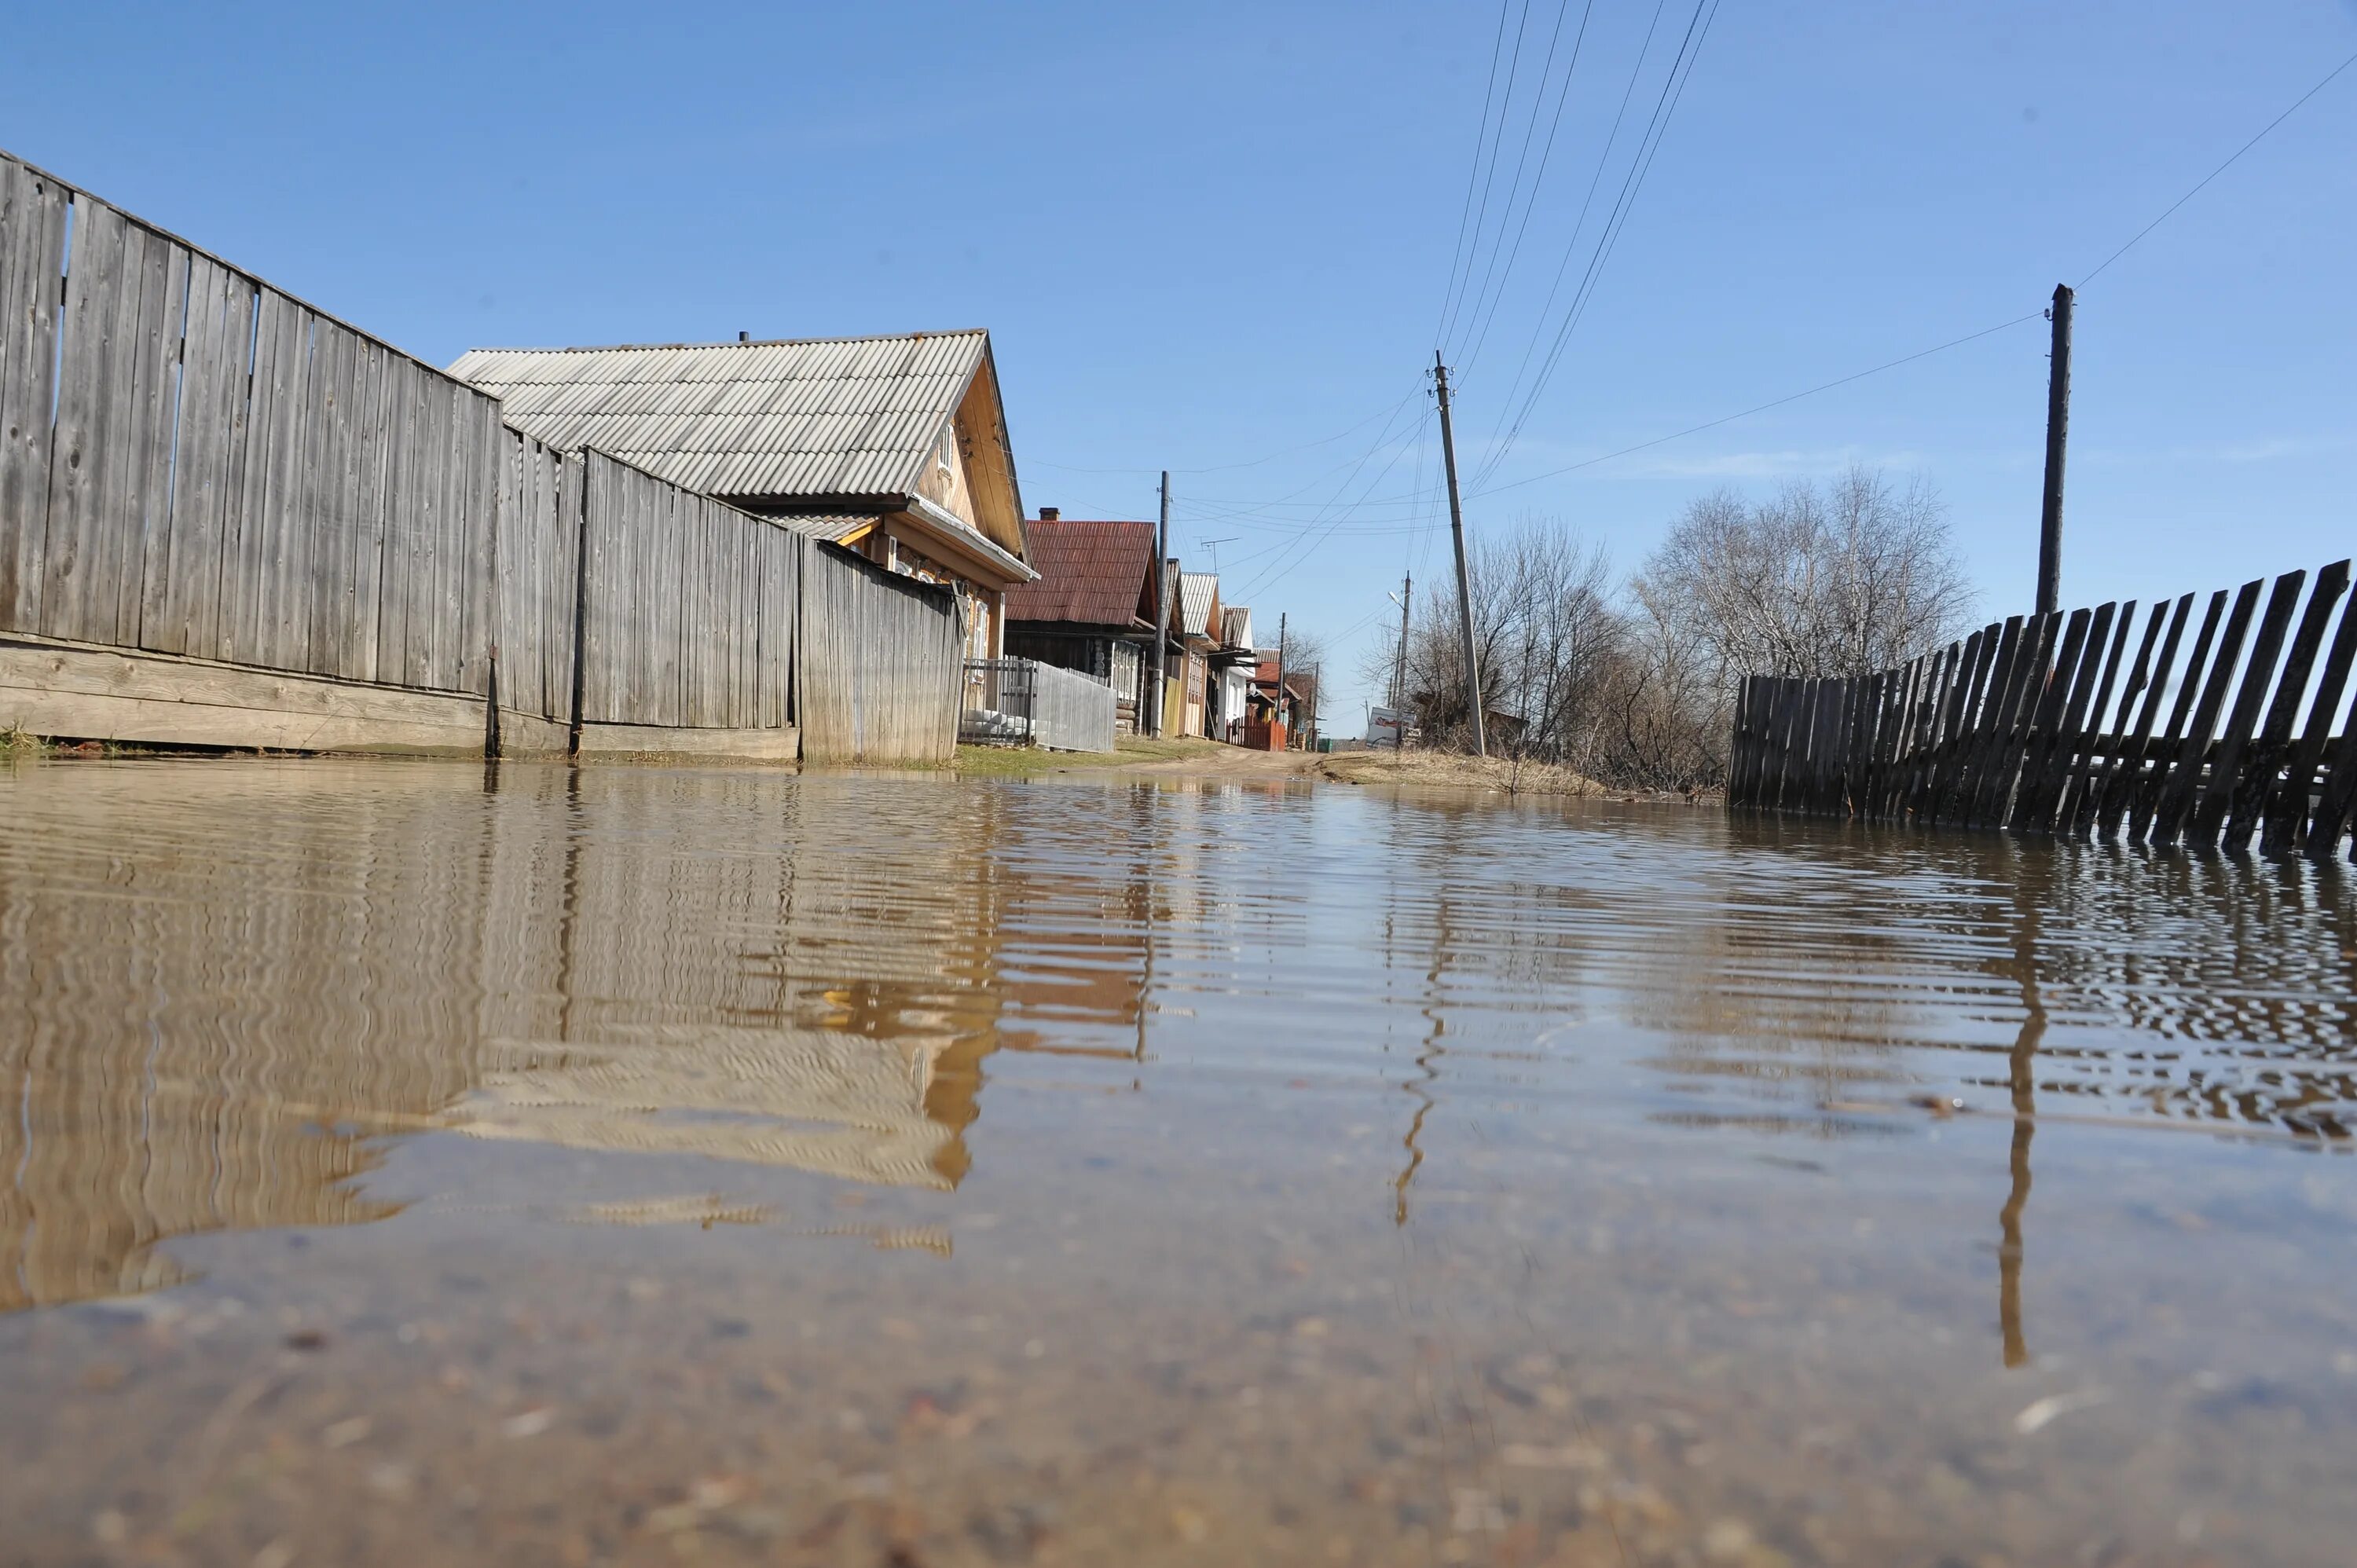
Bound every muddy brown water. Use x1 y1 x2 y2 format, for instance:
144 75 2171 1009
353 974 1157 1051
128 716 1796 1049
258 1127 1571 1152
1 758 2352 1567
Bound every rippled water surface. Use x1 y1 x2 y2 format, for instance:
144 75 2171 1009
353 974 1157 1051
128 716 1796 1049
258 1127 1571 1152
2 757 2353 1566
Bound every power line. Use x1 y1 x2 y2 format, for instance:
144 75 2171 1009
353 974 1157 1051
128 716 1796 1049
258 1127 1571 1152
1025 387 1422 479
1455 0 1672 459
1435 0 1522 350
1453 0 1596 373
1468 311 2043 499
1475 0 1720 489
1440 0 1542 354
2080 46 2357 288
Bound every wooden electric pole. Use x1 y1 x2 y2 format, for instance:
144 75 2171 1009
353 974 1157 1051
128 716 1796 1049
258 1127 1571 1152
1432 352 1486 756
1153 469 1171 735
1275 612 1288 746
1391 570 1413 714
2036 284 2073 617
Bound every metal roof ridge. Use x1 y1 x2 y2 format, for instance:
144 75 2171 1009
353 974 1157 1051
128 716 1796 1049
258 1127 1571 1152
454 329 989 357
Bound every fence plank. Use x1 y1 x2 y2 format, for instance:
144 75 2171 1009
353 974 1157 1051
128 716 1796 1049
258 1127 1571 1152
2306 665 2357 858
2055 601 2135 836
1963 616 2037 827
112 227 183 650
2150 581 2262 848
2128 591 2224 844
150 258 251 656
0 161 69 631
2013 606 2102 831
2194 570 2305 848
2274 566 2357 855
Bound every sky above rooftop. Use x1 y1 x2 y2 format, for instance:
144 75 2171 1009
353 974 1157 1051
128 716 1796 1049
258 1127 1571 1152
9 1 2353 731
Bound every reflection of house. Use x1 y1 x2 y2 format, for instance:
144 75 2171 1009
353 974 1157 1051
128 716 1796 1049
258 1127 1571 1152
453 332 1038 658
1002 511 1160 731
456 1025 981 1191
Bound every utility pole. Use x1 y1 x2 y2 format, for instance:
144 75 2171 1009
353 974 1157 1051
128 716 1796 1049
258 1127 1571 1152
1391 570 1413 716
2036 284 2073 617
1433 352 1486 756
1275 612 1288 747
1153 469 1171 736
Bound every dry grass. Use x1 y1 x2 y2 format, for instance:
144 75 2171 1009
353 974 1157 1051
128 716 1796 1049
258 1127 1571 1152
1314 748 1604 797
1 723 46 758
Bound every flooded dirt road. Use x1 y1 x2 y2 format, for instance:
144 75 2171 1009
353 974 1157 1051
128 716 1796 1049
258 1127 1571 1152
1 758 2352 1566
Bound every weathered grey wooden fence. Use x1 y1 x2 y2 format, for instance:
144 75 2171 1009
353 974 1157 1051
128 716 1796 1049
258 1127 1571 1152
490 427 580 749
0 148 966 765
574 451 802 757
1728 558 2357 857
2 152 507 751
800 543 964 765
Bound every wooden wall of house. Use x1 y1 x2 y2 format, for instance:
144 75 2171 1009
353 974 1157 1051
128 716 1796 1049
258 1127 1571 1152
799 541 964 764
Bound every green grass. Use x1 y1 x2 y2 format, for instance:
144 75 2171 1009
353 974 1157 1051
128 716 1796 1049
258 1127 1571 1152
951 733 1208 779
951 744 1068 779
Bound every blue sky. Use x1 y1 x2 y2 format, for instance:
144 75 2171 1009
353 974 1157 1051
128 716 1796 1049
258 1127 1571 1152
8 2 2353 729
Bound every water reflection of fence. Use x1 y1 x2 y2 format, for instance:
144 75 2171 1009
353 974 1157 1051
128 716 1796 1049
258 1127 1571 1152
1729 558 2357 855
0 764 1011 1312
0 148 961 764
960 657 1116 753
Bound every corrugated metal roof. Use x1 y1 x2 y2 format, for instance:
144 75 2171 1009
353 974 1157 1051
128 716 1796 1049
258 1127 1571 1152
1221 606 1253 651
1003 519 1155 627
769 513 880 542
1179 572 1219 639
449 332 990 500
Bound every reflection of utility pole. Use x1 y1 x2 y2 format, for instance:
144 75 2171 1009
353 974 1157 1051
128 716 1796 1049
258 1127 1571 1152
1998 876 2046 1368
1432 352 1486 757
1396 883 1456 1225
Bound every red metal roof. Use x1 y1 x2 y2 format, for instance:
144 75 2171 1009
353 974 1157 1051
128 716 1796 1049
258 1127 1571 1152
1003 519 1156 627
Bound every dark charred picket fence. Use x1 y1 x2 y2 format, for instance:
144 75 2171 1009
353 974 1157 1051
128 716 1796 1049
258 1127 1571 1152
1728 559 2357 857
0 149 962 764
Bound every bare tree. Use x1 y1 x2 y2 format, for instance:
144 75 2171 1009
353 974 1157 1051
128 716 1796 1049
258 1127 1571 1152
1390 517 1624 759
1367 467 1970 791
1636 465 1975 683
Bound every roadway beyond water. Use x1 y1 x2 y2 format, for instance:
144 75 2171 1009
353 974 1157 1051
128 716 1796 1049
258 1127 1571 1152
1 758 2352 1566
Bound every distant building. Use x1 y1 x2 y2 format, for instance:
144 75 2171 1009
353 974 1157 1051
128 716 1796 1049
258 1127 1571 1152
452 331 1036 658
1214 606 1256 742
1001 511 1160 731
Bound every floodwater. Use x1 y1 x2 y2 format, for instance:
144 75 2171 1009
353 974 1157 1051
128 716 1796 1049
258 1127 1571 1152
1 760 2352 1568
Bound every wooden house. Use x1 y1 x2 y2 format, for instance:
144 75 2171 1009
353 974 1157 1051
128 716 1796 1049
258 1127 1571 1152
453 331 1037 658
1001 511 1160 731
1175 572 1222 738
1211 605 1257 743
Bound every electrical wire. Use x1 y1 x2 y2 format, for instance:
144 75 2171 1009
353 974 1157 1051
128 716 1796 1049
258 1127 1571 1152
1435 1 1523 351
1440 0 1541 354
2080 46 2357 287
1475 0 1719 489
1455 0 1600 379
